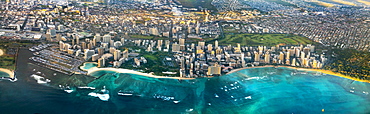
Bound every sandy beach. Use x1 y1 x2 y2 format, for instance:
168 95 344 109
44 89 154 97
228 65 370 83
82 62 369 83
0 68 14 79
87 67 195 80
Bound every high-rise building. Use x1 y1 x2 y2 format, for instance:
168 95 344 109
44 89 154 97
114 50 121 61
109 47 116 54
56 34 62 42
258 46 263 52
179 38 185 51
264 52 270 63
94 34 101 42
296 49 300 57
179 38 185 45
102 34 111 43
59 41 64 51
207 44 213 52
234 43 241 53
134 58 141 66
81 42 86 50
286 51 290 60
198 41 205 49
147 45 153 52
121 38 125 45
101 43 109 51
122 49 129 59
98 47 104 56
301 51 305 60
279 52 284 63
75 34 80 44
88 43 93 50
312 59 318 68
72 38 75 46
207 63 221 76
64 43 71 51
303 58 309 67
310 45 315 52
303 47 310 55
110 40 114 47
84 49 95 60
214 40 218 49
291 58 296 66
286 59 290 65
157 40 163 49
254 51 260 62
92 54 100 61
172 43 180 52
98 58 105 67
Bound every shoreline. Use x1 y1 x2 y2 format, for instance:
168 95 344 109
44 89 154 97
82 62 369 83
284 66 370 83
0 68 15 79
227 65 370 83
87 67 195 80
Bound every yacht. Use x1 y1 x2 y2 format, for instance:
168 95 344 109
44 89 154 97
64 86 74 93
214 93 219 98
118 90 134 96
173 101 180 104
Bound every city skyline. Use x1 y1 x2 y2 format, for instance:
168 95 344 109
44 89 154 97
0 0 369 113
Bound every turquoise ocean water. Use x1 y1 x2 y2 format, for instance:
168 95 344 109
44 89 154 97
1 53 369 114
0 70 10 77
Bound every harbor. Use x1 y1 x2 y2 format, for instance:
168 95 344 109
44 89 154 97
29 45 86 75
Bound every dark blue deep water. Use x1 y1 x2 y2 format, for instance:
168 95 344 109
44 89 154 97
0 49 369 114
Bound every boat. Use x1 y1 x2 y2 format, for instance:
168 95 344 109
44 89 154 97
118 90 134 96
244 96 252 99
98 86 110 101
64 89 74 93
173 101 180 104
78 86 96 90
186 109 193 112
30 74 50 84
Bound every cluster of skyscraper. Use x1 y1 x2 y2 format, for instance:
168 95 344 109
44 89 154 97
57 31 326 78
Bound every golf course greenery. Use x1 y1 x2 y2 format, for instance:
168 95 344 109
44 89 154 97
177 0 217 11
208 33 315 46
